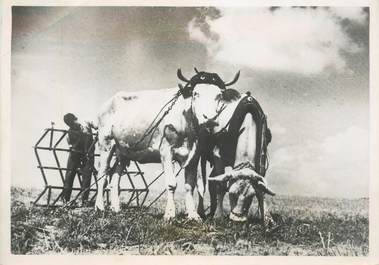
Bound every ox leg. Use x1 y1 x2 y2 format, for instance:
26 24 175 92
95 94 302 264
184 159 201 221
208 156 225 219
197 156 207 219
209 183 226 219
109 155 127 212
256 191 265 224
95 152 108 211
208 180 217 218
160 140 176 221
95 143 113 211
197 195 205 219
257 192 268 226
257 191 274 228
215 185 227 219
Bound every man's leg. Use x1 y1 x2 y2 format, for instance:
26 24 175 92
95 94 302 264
80 155 94 206
63 152 81 203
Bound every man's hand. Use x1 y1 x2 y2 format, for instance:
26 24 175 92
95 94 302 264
225 166 233 174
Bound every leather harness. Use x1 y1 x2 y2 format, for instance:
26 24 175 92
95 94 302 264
179 71 228 98
204 93 272 177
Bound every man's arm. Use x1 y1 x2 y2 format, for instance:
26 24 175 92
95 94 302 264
67 129 82 149
88 121 98 131
67 129 74 146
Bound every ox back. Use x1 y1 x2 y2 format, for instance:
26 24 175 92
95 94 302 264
220 94 271 176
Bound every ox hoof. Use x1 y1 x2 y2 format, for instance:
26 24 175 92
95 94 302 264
95 202 105 212
110 206 121 213
163 214 175 222
214 211 225 220
197 210 206 220
164 210 176 222
263 215 275 228
187 212 202 222
229 212 247 222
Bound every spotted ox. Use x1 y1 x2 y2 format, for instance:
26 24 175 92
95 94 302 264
196 88 275 224
94 69 240 221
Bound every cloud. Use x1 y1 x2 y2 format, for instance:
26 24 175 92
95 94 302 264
269 126 369 198
188 7 367 74
329 7 367 24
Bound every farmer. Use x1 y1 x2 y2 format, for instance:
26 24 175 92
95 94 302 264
62 113 97 206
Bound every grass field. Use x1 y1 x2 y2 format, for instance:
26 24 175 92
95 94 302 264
11 186 369 255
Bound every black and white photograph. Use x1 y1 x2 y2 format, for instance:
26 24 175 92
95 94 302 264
1 1 379 262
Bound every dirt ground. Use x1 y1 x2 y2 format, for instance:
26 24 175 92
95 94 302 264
10 187 369 255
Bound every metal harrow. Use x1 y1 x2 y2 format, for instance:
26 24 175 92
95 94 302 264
33 123 166 208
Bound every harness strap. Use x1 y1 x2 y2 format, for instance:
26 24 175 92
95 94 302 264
179 72 227 98
233 161 255 171
130 90 182 150
218 94 271 176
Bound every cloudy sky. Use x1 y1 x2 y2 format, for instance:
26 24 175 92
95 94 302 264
11 6 369 198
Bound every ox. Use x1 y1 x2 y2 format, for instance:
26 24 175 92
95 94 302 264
193 85 274 223
175 69 275 223
94 69 240 221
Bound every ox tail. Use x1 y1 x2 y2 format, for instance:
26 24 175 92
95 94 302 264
197 155 208 198
106 144 117 170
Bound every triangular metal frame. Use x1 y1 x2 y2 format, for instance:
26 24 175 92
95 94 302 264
33 123 165 208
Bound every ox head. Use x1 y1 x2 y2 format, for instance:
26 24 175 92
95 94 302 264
210 164 275 222
177 68 240 132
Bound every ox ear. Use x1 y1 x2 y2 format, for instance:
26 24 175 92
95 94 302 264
222 89 241 102
178 83 192 98
178 83 185 95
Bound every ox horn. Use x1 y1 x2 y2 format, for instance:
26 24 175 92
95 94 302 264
194 67 199 74
224 70 241 86
209 167 258 182
257 181 276 196
209 167 275 196
177 68 190 83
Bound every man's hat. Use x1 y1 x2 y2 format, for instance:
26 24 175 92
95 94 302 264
63 113 77 125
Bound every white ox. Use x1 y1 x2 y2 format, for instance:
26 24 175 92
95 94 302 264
94 69 240 221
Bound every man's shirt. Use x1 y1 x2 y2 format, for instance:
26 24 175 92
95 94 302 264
67 121 96 153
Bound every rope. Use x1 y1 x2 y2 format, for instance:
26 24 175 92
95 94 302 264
39 172 107 215
130 90 181 150
233 161 255 171
145 165 183 209
63 173 107 210
48 165 183 213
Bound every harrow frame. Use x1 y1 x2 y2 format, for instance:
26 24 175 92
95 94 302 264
33 123 165 208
